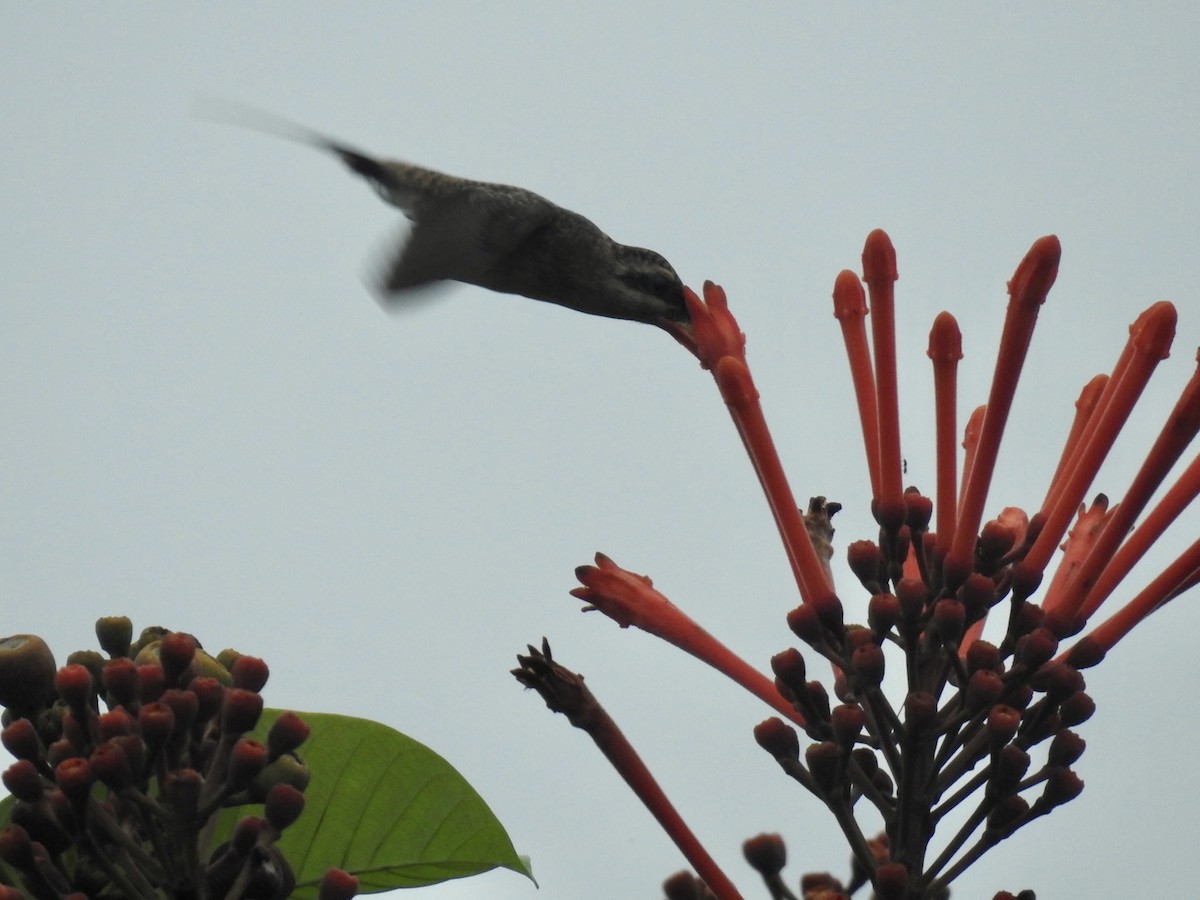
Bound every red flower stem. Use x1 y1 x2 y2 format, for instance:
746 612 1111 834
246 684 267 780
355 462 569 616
834 269 882 500
712 356 836 603
1072 535 1200 654
928 312 963 556
957 405 986 522
1041 375 1109 516
863 230 905 530
1077 450 1200 620
1014 302 1177 596
1048 348 1200 623
945 236 1060 589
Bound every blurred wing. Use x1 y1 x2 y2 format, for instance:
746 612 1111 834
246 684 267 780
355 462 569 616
374 189 559 300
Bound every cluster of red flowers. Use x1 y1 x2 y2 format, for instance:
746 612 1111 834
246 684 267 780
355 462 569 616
519 232 1198 899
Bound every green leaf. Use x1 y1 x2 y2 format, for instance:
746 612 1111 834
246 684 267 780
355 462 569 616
219 710 533 896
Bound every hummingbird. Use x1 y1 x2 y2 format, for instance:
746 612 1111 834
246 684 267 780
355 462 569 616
200 102 689 329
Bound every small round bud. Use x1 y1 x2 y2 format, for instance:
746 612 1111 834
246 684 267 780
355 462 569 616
831 704 865 746
663 871 707 900
742 832 786 876
318 868 359 900
804 681 831 723
138 664 166 702
54 758 94 807
986 705 1021 747
805 741 840 793
1037 767 1084 810
1029 662 1085 701
101 657 139 708
986 795 1029 837
0 823 35 870
3 760 45 802
228 739 269 790
1 718 42 763
769 650 807 699
232 815 265 854
965 670 1004 713
97 708 134 741
932 598 965 645
189 677 225 725
89 740 133 790
1014 628 1058 669
753 718 799 761
1048 729 1086 767
989 744 1030 793
267 712 311 760
1058 691 1096 727
250 752 312 800
868 593 900 635
896 578 928 622
874 861 909 900
0 636 57 713
138 701 176 752
847 541 884 591
965 639 1002 675
851 643 885 687
957 573 997 620
786 604 823 646
221 688 263 736
264 783 306 832
231 656 270 693
158 633 197 687
95 617 133 659
904 492 933 532
54 664 94 712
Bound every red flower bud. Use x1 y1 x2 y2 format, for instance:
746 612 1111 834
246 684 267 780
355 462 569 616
221 688 263 736
851 643 885 687
55 664 94 712
101 657 139 708
769 649 807 698
189 677 225 725
138 701 176 751
1048 729 1086 767
318 868 359 900
742 832 786 876
1058 691 1096 727
231 656 269 693
753 718 799 761
138 664 166 702
264 783 306 832
54 758 94 807
1 718 42 763
267 712 311 760
2 760 45 802
805 741 840 793
97 708 134 741
158 632 197 687
868 593 900 635
786 603 823 646
874 862 909 900
228 739 269 790
986 705 1021 747
89 740 133 790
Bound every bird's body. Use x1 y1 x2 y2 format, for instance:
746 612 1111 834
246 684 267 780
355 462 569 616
204 102 688 328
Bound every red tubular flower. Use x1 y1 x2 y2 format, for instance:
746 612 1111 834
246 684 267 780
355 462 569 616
863 229 905 531
573 553 806 728
927 312 963 556
834 269 881 500
946 236 1060 590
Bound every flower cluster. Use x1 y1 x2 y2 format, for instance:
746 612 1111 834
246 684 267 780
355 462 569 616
0 619 357 900
518 232 1199 899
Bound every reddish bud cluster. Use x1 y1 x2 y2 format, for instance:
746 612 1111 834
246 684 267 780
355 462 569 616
0 617 338 900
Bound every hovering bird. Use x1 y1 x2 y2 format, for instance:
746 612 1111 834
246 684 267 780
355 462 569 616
200 101 688 328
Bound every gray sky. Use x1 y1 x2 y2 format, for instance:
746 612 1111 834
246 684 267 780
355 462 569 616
4 4 1199 898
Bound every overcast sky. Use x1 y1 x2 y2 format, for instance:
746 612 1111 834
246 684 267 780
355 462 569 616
4 5 1199 898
